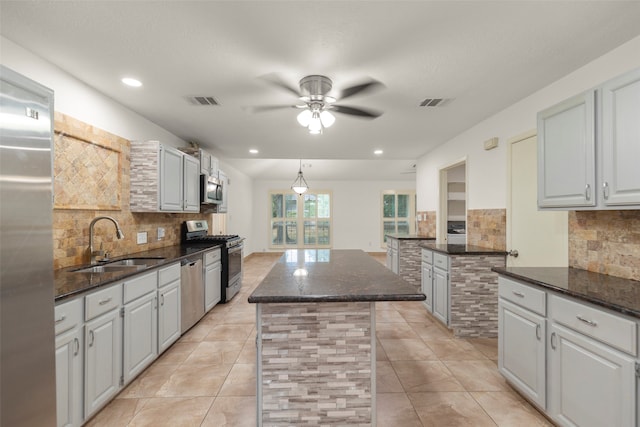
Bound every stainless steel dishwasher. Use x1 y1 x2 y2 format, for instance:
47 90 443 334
180 255 205 333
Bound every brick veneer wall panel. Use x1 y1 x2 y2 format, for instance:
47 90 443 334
259 302 374 425
448 255 506 338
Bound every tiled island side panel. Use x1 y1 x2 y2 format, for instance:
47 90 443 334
398 239 428 290
449 255 506 338
258 302 374 426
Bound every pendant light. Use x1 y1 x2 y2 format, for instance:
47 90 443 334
291 159 309 195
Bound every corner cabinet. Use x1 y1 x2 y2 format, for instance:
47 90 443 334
537 67 640 210
130 141 200 212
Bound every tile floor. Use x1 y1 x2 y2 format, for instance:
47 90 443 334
86 252 554 426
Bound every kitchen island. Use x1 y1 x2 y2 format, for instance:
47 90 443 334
248 249 425 426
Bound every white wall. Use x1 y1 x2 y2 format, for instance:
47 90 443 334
251 178 416 254
1 36 256 250
417 35 640 212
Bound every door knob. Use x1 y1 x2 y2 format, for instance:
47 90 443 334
508 249 519 258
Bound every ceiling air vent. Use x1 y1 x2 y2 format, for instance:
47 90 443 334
186 96 219 106
419 98 453 107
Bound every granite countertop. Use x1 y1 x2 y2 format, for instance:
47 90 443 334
248 249 426 304
385 233 436 240
420 242 508 256
493 267 640 318
54 243 222 302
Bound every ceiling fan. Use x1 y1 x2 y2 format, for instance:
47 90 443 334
248 74 384 134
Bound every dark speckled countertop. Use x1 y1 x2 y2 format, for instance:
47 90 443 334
385 233 436 241
248 249 426 303
54 243 222 302
493 267 640 318
420 242 508 256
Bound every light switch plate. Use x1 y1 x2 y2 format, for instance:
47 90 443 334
137 231 148 244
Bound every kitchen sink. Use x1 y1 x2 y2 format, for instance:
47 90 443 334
72 257 165 273
105 257 165 267
73 264 142 274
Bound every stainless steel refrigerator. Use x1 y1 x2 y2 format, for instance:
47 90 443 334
1 65 57 425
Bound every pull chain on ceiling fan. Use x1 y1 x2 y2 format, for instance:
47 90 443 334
248 74 384 134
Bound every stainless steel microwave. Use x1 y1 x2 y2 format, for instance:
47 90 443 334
201 174 223 204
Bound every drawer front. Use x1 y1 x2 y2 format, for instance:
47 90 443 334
421 249 433 265
158 262 180 287
498 277 546 316
550 294 637 356
54 298 83 335
123 271 157 304
85 283 122 321
205 248 221 265
433 253 449 271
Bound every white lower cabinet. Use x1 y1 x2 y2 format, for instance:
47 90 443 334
549 323 636 427
204 248 221 312
158 279 181 353
432 266 448 325
123 291 158 383
497 275 638 427
421 261 433 312
84 306 122 419
498 298 546 408
55 299 83 427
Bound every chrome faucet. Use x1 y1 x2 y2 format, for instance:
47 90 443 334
89 216 125 263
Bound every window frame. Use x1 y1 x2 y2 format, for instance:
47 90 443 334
269 190 333 250
381 190 416 247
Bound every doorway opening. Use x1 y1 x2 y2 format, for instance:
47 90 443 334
438 160 467 243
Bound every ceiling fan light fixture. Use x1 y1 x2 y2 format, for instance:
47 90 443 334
308 112 323 134
320 110 335 128
297 109 312 126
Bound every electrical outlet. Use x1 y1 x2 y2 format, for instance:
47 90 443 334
137 232 148 244
157 227 165 240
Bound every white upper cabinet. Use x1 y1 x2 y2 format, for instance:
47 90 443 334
600 68 640 207
159 145 184 211
537 91 596 208
183 154 200 212
537 67 640 210
130 141 201 213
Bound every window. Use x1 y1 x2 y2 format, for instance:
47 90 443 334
381 190 416 246
270 191 332 249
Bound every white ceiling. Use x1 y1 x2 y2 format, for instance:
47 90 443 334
2 1 640 180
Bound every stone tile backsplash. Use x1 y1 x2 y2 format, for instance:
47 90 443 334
569 210 640 281
467 209 506 251
417 211 436 237
52 113 207 270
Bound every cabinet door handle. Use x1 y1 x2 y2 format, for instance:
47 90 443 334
88 330 95 347
550 331 557 350
512 291 525 298
160 294 165 306
576 315 597 327
535 324 541 340
602 182 609 200
98 297 112 305
585 184 591 201
73 337 80 356
55 315 66 324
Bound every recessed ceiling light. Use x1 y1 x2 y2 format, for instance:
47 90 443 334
374 149 383 155
249 149 259 154
121 77 142 87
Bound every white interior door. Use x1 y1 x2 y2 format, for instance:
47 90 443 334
507 132 568 267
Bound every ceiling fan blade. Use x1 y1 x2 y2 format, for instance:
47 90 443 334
243 105 300 114
338 79 384 101
331 104 383 119
258 73 300 97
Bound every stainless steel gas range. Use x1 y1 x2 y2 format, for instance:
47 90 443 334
181 220 244 303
